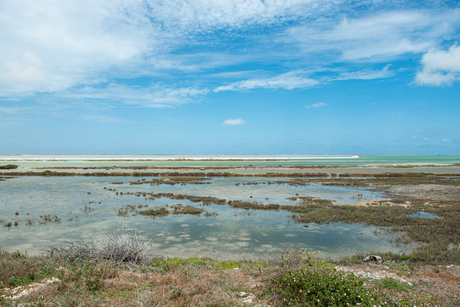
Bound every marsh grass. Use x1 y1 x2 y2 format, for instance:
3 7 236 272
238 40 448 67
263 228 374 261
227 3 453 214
117 182 460 263
0 250 63 288
0 164 18 170
2 248 459 306
39 214 61 224
138 207 170 217
292 198 460 263
171 204 204 215
129 176 212 186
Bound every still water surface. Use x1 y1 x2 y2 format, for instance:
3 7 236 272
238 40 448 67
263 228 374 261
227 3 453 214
0 176 410 259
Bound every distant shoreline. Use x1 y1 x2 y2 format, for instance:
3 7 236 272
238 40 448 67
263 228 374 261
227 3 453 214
2 166 460 175
0 154 361 161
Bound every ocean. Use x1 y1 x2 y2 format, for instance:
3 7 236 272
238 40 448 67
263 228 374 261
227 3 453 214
1 154 460 168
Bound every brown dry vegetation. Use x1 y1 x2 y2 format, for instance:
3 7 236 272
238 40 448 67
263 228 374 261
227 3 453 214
2 250 460 306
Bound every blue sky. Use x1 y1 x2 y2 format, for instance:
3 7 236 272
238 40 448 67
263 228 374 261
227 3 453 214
0 0 459 154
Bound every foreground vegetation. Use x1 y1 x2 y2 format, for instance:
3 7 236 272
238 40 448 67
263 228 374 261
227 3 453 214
1 245 459 306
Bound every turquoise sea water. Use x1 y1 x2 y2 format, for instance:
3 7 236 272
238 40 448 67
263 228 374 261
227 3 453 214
1 155 460 168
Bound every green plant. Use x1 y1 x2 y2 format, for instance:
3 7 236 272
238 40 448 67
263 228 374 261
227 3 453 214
85 277 100 291
376 278 412 292
271 268 388 306
0 164 18 169
0 251 59 287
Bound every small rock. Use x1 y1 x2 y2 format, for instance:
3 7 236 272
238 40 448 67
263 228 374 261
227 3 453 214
238 292 248 297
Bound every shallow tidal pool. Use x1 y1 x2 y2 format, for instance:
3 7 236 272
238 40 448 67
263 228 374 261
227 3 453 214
0 176 410 259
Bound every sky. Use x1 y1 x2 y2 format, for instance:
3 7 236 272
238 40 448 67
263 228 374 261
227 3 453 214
1 0 459 155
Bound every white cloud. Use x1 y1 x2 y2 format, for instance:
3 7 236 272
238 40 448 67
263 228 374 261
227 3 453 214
335 65 393 80
415 45 460 86
142 0 337 32
60 83 210 108
441 138 452 143
214 71 318 92
0 0 154 97
305 102 327 108
222 118 245 126
286 10 460 62
1 0 459 109
410 136 417 139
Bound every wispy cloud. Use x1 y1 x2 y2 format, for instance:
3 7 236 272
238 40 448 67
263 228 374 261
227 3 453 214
423 128 440 135
334 65 393 80
286 10 460 62
57 83 210 108
415 45 460 86
305 102 327 109
214 71 318 92
222 118 245 126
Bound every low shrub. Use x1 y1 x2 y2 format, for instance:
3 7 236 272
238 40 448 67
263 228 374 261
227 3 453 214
49 230 152 264
270 268 388 306
0 250 63 288
56 259 118 292
376 278 412 292
278 248 324 270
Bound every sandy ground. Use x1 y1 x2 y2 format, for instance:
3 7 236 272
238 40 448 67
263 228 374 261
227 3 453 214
2 166 460 175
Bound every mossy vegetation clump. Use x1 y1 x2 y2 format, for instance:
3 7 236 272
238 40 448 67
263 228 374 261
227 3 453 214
171 204 204 215
0 164 18 169
138 207 170 217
